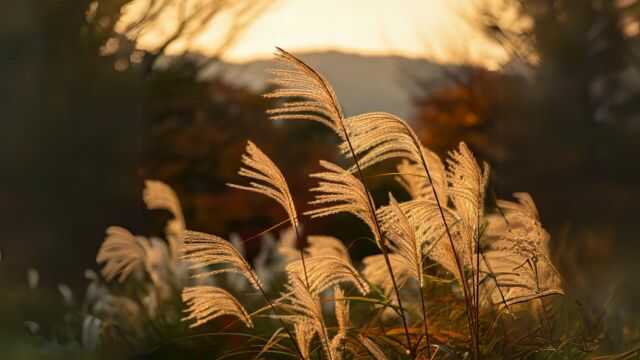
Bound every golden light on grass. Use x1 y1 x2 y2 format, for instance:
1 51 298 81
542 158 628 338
85 48 572 359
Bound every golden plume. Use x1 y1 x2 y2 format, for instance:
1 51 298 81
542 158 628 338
265 48 344 138
181 230 263 290
228 140 299 228
286 255 369 296
96 226 148 282
305 161 381 245
143 180 185 261
182 286 253 328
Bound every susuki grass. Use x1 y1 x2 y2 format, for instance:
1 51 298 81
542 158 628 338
20 48 640 359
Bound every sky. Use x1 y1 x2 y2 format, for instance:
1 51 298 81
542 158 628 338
121 0 509 68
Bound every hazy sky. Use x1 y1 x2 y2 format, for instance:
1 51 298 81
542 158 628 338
123 0 508 68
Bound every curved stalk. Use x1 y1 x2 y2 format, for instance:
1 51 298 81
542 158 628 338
414 252 432 358
403 125 478 360
291 219 311 295
247 270 308 360
338 121 415 358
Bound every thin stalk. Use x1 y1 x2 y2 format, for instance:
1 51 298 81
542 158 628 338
243 217 292 242
405 127 477 360
291 219 312 294
464 173 483 359
417 283 432 358
480 252 510 310
230 183 311 356
465 229 478 354
338 296 403 312
410 215 431 357
375 241 414 355
318 307 334 360
290 214 317 358
474 174 482 358
243 216 312 309
280 218 332 360
484 185 513 314
338 124 415 358
248 270 307 360
223 216 310 358
276 51 413 357
364 171 427 180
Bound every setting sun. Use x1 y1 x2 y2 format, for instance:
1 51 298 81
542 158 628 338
119 0 509 67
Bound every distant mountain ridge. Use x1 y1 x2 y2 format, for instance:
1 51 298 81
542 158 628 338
200 51 454 119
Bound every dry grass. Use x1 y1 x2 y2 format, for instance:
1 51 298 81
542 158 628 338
171 48 565 359
28 48 640 360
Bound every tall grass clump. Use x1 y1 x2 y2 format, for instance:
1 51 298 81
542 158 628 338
25 48 640 359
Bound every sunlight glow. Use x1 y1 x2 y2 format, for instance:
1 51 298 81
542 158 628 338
120 0 510 68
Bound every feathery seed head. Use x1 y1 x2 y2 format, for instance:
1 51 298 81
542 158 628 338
181 230 263 290
266 48 344 137
305 160 382 245
143 180 185 260
305 235 351 262
480 193 563 308
228 140 299 229
287 255 369 296
182 286 253 328
96 226 148 283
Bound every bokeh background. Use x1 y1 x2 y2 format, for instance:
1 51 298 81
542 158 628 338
1 0 639 356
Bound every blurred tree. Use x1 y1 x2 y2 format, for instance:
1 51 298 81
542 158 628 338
1 0 146 283
468 0 640 223
414 0 640 225
412 66 526 160
0 0 274 284
88 0 274 75
141 62 276 235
